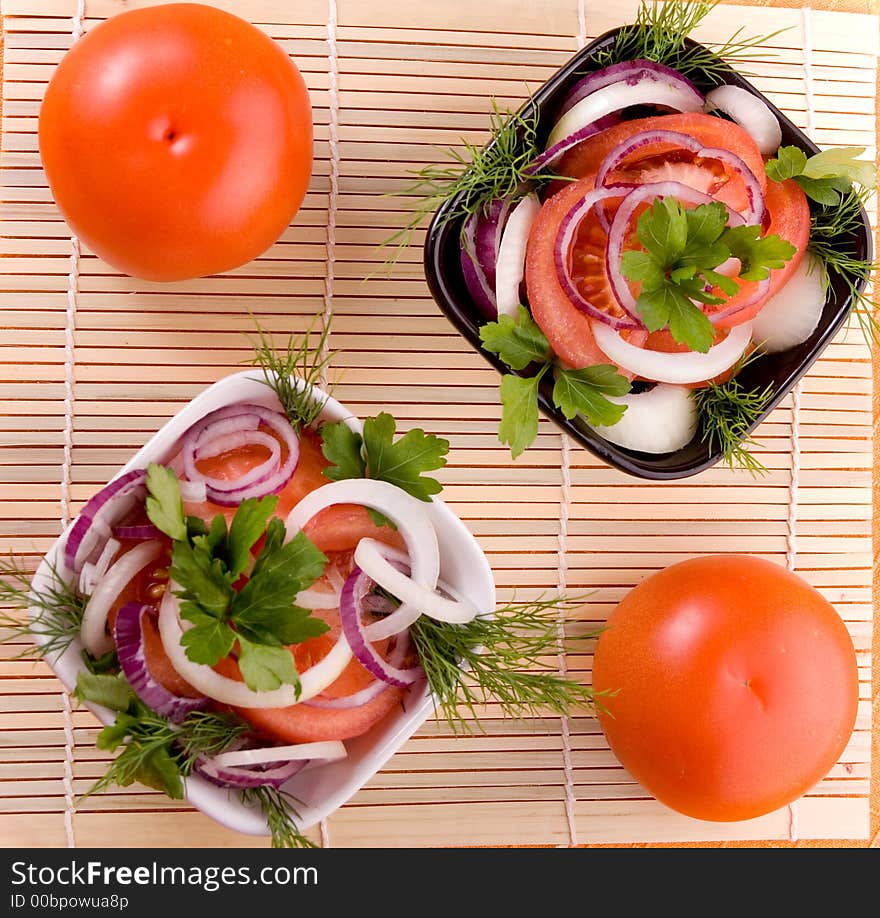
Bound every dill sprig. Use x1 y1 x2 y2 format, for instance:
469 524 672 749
693 353 774 476
383 101 546 264
0 557 86 660
246 316 334 430
594 0 786 84
807 188 878 347
241 786 318 849
83 702 249 800
410 595 602 733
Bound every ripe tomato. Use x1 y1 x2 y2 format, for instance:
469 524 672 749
552 111 767 213
38 3 313 281
592 555 859 822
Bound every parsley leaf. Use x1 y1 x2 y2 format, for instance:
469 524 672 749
237 637 299 693
145 464 188 541
225 496 278 578
171 539 234 618
479 305 551 370
766 145 875 205
498 365 548 459
320 422 367 481
178 607 237 665
552 366 630 427
321 413 450 504
722 225 796 281
75 672 134 712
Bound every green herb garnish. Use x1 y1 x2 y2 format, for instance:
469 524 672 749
766 145 875 207
241 786 318 850
620 198 795 353
806 188 878 347
320 411 450 520
75 671 248 799
410 595 604 732
692 352 774 475
593 0 786 83
146 464 329 694
247 316 334 431
480 306 630 458
0 557 86 660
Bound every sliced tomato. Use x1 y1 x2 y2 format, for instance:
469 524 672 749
551 111 767 214
525 174 615 369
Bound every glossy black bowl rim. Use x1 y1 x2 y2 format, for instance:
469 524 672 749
423 27 872 480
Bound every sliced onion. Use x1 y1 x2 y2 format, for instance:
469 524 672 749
305 632 412 709
114 601 208 722
495 193 542 317
80 540 164 656
113 524 164 541
157 588 353 708
180 403 300 506
63 469 147 574
459 199 512 319
339 564 424 687
195 755 307 790
179 479 207 503
592 384 698 453
355 539 478 642
591 319 753 385
605 181 744 317
705 84 782 156
213 741 347 769
537 69 704 169
285 479 441 639
554 184 644 329
295 586 341 610
750 255 825 353
79 537 121 594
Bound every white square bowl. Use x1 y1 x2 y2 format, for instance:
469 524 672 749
31 369 497 839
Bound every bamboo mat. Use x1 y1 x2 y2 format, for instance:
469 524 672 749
0 0 875 848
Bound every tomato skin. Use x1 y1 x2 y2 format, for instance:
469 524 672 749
592 555 859 822
38 3 312 281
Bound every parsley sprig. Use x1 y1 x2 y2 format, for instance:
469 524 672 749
145 464 329 695
621 198 795 353
766 146 875 207
480 306 630 458
320 413 450 525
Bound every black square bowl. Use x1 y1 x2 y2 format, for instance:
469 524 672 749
423 27 873 480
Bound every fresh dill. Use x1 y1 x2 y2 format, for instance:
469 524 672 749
693 353 774 476
0 557 86 660
593 0 786 84
383 101 547 264
806 188 878 347
410 595 603 732
241 785 318 849
246 315 335 430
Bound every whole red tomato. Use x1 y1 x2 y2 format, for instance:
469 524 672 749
592 555 858 822
39 3 313 281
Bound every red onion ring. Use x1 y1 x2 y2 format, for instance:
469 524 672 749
180 403 300 506
63 469 147 574
194 754 307 790
338 565 423 689
459 199 513 319
114 601 209 723
594 128 765 227
113 524 164 541
553 184 644 329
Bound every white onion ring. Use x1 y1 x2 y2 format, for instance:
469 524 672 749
495 193 542 317
591 320 753 385
295 586 342 610
213 741 347 769
285 479 441 637
80 540 164 656
157 587 354 708
355 539 478 641
705 85 782 156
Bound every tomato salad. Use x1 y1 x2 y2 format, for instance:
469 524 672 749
460 58 872 461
